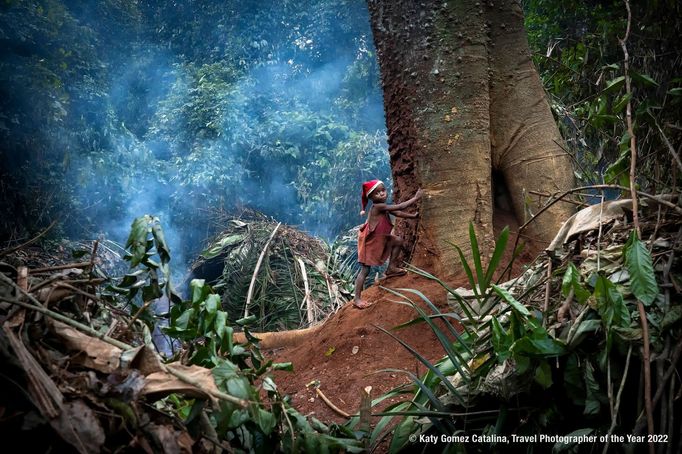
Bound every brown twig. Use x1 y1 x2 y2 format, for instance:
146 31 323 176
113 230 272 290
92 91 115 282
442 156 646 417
0 220 58 258
655 118 682 173
603 345 633 454
619 0 640 237
542 257 552 326
29 262 91 274
125 299 156 332
315 388 351 418
638 302 655 454
528 190 587 207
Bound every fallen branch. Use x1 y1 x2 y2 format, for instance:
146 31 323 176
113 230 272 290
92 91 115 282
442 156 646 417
29 262 92 274
0 220 58 258
0 293 249 408
0 296 132 351
1 268 250 410
315 388 351 418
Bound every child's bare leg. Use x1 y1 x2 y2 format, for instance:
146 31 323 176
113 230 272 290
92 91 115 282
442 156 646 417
353 265 371 308
386 235 406 276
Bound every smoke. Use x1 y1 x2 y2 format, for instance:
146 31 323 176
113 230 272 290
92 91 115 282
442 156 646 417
0 0 389 271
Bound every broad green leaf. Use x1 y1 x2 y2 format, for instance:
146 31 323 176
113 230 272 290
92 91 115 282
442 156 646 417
534 362 553 389
511 335 566 357
602 76 624 94
612 326 642 341
661 305 682 331
594 274 631 329
612 93 632 114
624 231 659 304
255 408 276 435
583 362 601 415
630 71 659 87
262 376 277 392
126 216 151 267
204 294 220 314
175 308 195 330
190 279 206 304
491 316 512 362
561 263 590 304
151 220 171 265
492 284 530 316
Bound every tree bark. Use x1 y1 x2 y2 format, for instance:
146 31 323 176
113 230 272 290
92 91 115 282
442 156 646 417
367 0 574 275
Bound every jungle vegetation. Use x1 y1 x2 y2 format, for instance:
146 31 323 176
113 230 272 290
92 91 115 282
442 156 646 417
0 0 681 452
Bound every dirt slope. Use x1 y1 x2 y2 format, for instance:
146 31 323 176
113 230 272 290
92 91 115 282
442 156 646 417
268 271 468 424
266 217 542 428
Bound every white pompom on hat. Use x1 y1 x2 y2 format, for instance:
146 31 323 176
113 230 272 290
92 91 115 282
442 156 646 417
360 179 383 216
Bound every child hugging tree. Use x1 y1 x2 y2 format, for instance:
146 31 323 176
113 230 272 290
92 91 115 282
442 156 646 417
353 179 422 309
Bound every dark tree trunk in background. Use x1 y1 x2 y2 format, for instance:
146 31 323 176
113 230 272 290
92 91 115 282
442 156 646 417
367 0 575 275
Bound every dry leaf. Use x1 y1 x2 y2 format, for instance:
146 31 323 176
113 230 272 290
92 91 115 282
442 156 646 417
142 362 220 402
51 320 122 373
51 399 105 454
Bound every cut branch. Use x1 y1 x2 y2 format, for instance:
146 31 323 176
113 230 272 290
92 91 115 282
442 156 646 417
244 223 281 318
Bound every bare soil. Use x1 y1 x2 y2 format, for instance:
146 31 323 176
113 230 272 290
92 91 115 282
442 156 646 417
266 218 542 427
268 271 466 424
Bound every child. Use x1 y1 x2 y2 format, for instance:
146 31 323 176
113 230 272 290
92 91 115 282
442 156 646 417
353 179 422 309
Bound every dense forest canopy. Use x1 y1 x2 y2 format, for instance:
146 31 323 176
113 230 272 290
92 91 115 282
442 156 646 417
3 0 680 270
0 0 390 265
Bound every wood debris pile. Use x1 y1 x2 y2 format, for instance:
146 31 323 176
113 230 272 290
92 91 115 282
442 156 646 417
0 243 239 453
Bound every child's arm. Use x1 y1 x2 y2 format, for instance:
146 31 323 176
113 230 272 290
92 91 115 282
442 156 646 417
374 189 423 212
393 210 419 219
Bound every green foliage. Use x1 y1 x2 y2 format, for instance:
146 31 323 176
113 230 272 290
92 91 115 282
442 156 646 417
372 221 677 452
115 217 363 452
524 0 682 192
106 215 181 325
0 0 389 251
623 231 659 305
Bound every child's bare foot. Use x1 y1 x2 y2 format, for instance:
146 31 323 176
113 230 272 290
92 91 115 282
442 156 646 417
384 267 406 278
353 299 371 309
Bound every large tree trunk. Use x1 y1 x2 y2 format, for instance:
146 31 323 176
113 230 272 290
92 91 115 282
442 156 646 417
367 0 574 275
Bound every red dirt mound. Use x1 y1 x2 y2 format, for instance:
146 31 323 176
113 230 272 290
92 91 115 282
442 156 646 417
268 271 468 424
267 217 542 425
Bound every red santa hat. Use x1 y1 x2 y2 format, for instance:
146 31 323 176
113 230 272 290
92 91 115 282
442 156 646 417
360 179 383 216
